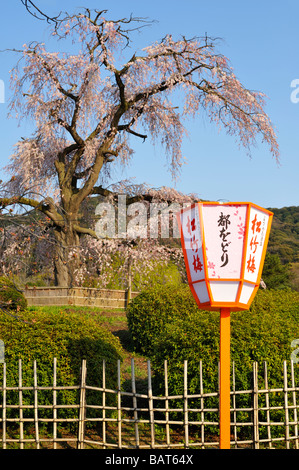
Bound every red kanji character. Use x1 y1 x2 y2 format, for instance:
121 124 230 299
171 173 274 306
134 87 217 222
250 235 258 254
190 234 199 252
186 216 196 235
251 214 261 234
193 255 203 273
247 254 256 273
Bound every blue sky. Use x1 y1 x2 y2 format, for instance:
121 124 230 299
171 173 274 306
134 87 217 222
0 0 298 209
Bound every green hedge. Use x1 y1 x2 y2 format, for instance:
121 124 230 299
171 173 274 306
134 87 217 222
127 284 196 355
127 286 299 379
127 286 299 438
0 307 124 427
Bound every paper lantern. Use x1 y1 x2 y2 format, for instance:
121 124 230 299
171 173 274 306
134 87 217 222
176 202 273 312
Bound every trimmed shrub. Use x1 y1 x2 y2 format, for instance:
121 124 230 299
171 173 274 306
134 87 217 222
127 286 299 438
0 276 27 311
127 284 197 355
0 307 124 427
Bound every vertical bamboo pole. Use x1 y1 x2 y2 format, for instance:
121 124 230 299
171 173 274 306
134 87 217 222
264 361 272 448
102 360 106 449
2 362 6 449
147 360 155 449
291 360 298 449
252 362 259 449
131 358 140 448
164 360 170 448
33 360 40 449
19 359 24 449
78 359 87 449
183 360 189 448
117 360 122 449
199 360 204 448
219 307 231 449
283 361 290 449
53 358 57 449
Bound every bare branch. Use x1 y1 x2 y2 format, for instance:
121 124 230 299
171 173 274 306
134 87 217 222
21 0 63 25
0 195 64 228
117 125 147 141
73 224 99 239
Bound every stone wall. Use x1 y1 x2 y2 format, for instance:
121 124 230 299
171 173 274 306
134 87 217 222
23 287 139 309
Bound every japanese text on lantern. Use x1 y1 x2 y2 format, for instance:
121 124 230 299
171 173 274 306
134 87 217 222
247 213 261 274
187 215 203 273
218 212 231 268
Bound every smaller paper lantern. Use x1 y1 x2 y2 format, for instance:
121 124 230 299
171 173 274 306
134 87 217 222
176 202 273 312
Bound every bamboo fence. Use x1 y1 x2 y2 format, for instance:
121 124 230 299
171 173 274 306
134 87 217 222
0 358 298 449
23 287 139 309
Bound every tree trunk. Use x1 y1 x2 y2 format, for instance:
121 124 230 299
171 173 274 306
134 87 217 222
53 224 81 287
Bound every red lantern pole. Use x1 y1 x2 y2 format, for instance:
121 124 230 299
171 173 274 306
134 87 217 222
219 307 231 449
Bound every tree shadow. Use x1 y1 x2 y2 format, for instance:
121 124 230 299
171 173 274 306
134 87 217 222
112 328 135 353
